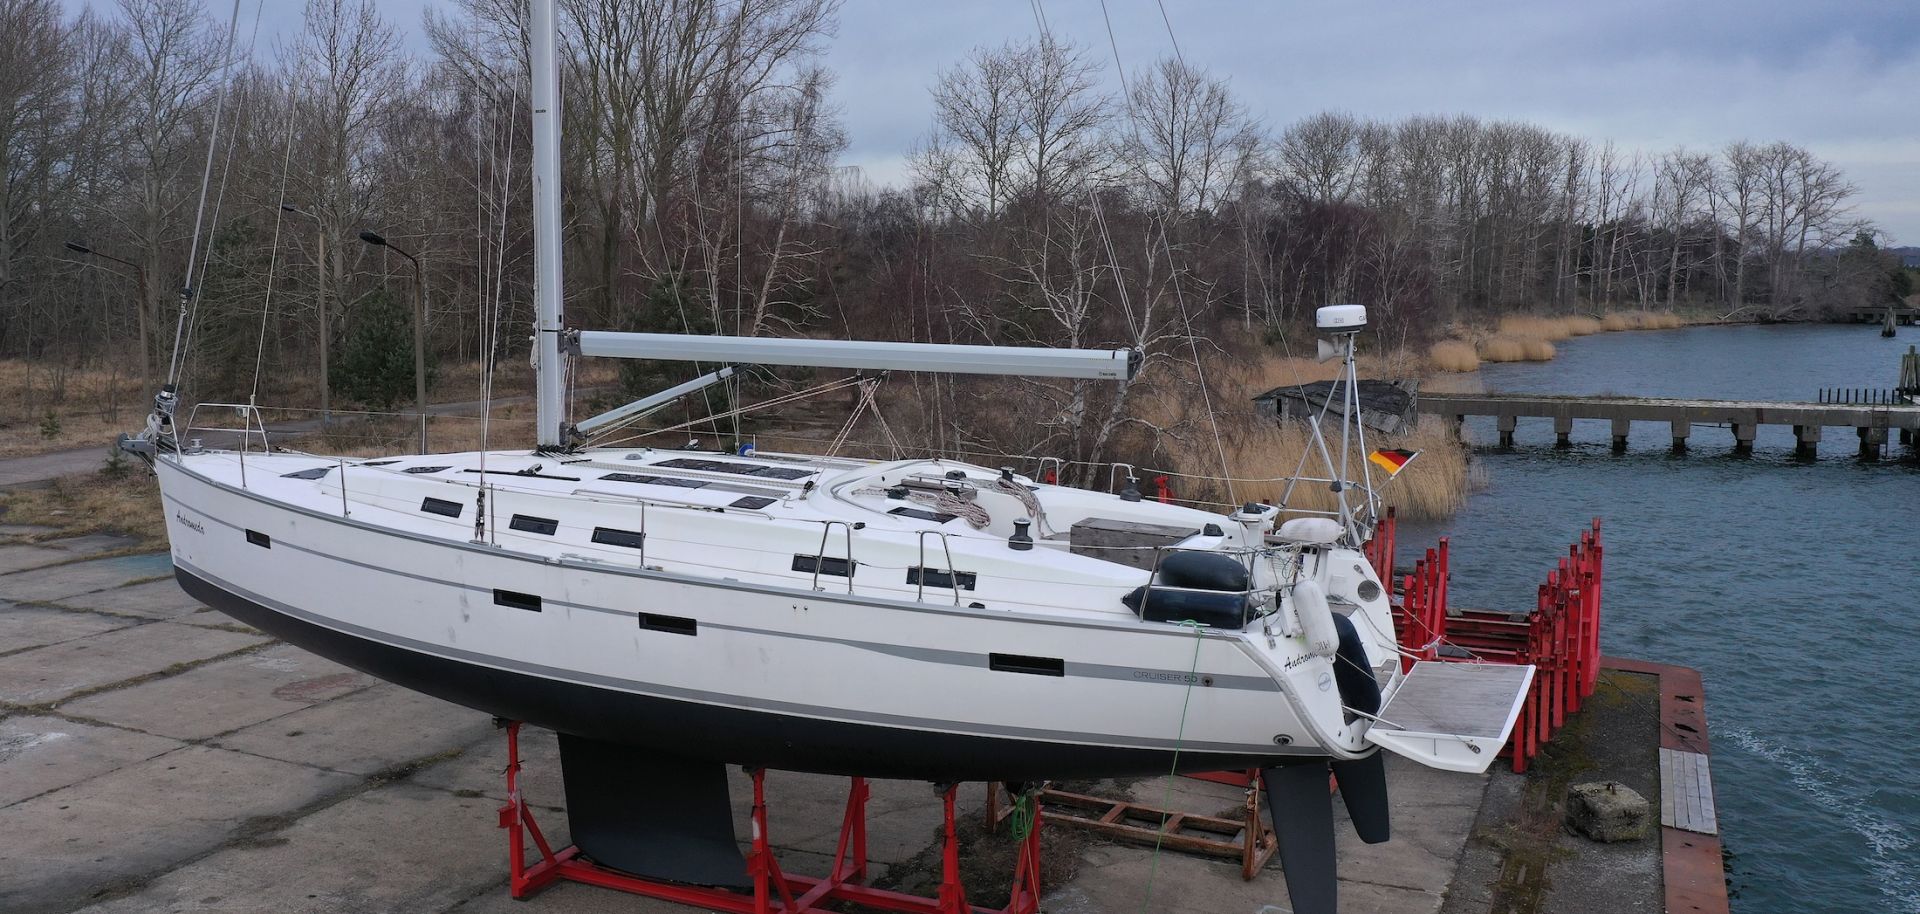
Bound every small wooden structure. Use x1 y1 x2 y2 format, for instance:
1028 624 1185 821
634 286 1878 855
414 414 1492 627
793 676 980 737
988 777 1278 881
1254 379 1420 434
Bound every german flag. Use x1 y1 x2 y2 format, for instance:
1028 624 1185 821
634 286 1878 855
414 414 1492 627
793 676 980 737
1367 448 1419 477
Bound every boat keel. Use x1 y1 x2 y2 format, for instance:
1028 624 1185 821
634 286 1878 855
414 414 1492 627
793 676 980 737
557 733 750 889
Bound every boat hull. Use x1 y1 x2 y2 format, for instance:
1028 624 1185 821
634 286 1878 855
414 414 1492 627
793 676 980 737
177 564 1286 780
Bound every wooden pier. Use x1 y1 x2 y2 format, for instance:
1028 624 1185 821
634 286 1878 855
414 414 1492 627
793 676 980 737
1845 306 1920 326
1419 392 1920 457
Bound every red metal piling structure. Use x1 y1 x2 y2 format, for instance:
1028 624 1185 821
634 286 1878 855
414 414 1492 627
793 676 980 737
496 722 1043 913
1381 518 1605 773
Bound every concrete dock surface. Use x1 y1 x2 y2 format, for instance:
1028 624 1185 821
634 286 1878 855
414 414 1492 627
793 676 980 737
0 530 1663 914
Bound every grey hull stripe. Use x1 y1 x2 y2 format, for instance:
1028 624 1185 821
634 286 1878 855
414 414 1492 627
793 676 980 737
177 558 1303 756
170 495 1275 693
160 457 1237 638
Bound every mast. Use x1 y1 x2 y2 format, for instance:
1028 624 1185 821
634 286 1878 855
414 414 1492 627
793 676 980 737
529 0 566 448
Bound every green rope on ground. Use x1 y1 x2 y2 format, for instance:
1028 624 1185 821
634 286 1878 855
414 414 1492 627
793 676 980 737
1140 619 1207 914
1009 790 1035 841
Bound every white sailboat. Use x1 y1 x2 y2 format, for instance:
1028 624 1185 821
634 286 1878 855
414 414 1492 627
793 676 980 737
119 3 1532 910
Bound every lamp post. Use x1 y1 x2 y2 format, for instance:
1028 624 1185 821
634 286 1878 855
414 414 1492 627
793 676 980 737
65 241 152 386
357 230 428 437
280 205 330 424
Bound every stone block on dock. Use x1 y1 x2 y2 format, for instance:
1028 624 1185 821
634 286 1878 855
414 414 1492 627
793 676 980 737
1565 780 1650 842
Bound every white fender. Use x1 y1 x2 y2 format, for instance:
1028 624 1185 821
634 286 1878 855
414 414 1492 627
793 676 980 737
1292 578 1340 658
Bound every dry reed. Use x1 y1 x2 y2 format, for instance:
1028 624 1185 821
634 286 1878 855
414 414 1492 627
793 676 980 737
1427 340 1480 372
1599 310 1685 331
1477 335 1556 362
1140 354 1474 521
1497 315 1574 341
1563 315 1604 336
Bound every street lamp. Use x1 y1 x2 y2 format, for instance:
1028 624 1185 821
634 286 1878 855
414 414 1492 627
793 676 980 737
66 241 153 386
280 205 334 424
357 230 428 434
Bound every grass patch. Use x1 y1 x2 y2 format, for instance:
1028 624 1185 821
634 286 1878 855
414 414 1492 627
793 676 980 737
0 468 166 548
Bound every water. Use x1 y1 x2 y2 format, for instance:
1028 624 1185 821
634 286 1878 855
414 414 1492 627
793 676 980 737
1398 325 1920 913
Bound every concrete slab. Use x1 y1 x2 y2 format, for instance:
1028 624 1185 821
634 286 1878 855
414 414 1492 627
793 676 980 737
0 621 268 706
52 578 210 621
0 603 140 656
213 683 496 776
0 745 357 914
0 523 61 538
0 545 83 575
445 878 695 914
0 715 183 807
60 643 371 740
409 724 565 805
0 552 174 603
0 535 138 574
70 783 505 914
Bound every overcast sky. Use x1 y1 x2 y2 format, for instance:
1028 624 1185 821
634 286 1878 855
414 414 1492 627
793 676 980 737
179 0 1920 242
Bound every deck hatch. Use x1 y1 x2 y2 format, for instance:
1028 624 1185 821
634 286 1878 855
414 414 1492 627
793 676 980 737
906 567 977 590
729 496 777 510
493 589 542 612
245 529 271 549
655 457 813 480
989 653 1064 677
637 613 698 636
792 555 854 577
600 472 708 489
510 514 559 535
888 506 958 524
420 497 464 518
591 527 646 549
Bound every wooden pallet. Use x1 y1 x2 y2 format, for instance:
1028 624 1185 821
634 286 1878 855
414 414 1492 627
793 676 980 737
989 778 1277 880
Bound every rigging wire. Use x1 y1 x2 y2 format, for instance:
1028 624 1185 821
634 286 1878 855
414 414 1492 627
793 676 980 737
1157 220 1236 505
174 0 268 418
247 107 301 405
166 0 248 389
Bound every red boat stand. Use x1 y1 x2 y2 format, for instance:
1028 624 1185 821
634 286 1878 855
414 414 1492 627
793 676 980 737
496 722 1043 914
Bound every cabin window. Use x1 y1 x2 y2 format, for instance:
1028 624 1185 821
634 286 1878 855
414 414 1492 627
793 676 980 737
360 459 399 467
792 554 854 577
280 466 331 480
403 465 452 474
906 567 976 590
989 653 1064 677
420 497 463 518
509 514 559 535
591 527 646 549
638 613 697 636
245 530 271 549
493 589 542 612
